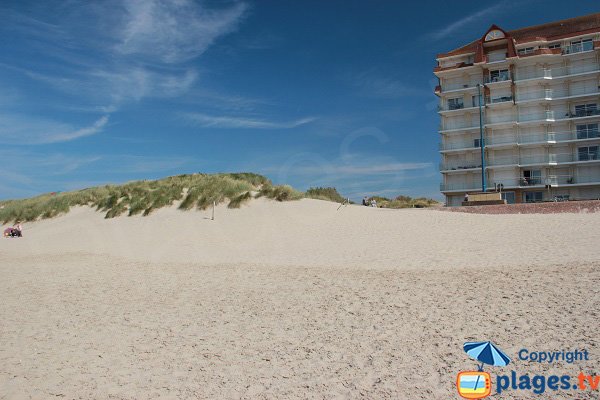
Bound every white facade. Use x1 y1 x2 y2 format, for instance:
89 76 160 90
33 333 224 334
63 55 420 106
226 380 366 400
436 29 600 206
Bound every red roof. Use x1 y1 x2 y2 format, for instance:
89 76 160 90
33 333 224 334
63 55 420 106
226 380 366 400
438 12 600 59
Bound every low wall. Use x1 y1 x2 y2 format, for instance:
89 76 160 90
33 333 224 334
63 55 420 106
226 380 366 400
441 200 600 214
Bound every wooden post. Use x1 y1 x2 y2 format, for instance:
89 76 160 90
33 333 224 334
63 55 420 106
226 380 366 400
212 201 215 220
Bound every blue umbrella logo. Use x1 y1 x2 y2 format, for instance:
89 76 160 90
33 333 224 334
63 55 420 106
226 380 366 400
464 341 511 370
463 341 511 395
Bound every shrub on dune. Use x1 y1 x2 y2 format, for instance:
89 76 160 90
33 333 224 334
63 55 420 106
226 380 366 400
305 187 346 203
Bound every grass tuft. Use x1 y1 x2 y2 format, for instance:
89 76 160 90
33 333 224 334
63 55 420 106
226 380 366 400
365 195 440 209
305 187 346 203
258 184 304 202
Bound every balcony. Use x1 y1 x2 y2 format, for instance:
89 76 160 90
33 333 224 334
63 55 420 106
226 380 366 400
546 173 600 186
486 132 564 146
439 160 482 171
442 82 479 92
439 140 481 151
443 151 599 171
487 174 600 190
438 103 470 112
519 110 555 123
439 121 481 133
485 95 514 104
517 87 600 102
520 154 557 165
515 63 600 82
442 174 600 192
440 182 481 192
546 175 600 185
487 155 519 166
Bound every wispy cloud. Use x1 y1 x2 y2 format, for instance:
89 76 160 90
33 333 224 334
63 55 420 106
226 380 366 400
183 113 316 129
0 114 109 144
116 0 248 63
427 1 510 40
0 0 248 131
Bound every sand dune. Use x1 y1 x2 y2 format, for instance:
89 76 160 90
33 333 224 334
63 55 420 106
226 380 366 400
4 198 600 269
1 199 599 399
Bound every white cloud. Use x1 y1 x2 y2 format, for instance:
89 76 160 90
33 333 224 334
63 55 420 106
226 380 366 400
0 0 248 137
0 114 109 144
116 0 248 63
184 113 316 129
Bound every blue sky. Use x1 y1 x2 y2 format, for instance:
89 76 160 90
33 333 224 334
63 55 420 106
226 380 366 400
0 0 598 200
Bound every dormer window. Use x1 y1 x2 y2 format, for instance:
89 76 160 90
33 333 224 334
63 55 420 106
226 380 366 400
485 29 505 41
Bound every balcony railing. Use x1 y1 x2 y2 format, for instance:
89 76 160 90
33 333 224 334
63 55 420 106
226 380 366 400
547 175 600 185
442 174 600 192
438 103 466 111
486 111 555 125
515 63 600 81
442 82 479 91
440 108 595 131
486 131 569 146
520 154 557 165
439 141 481 151
518 110 555 122
487 174 600 189
439 121 480 131
442 151 600 170
440 182 481 191
440 129 599 150
439 161 482 171
517 87 600 102
562 41 594 55
487 155 519 166
485 95 513 104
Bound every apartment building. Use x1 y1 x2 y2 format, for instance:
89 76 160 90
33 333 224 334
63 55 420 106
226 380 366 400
434 13 600 206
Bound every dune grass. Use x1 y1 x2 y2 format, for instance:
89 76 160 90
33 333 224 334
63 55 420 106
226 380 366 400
305 187 347 203
367 195 440 209
0 171 439 223
0 173 282 223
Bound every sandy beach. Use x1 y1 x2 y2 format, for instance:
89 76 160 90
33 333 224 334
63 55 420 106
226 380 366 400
1 199 599 399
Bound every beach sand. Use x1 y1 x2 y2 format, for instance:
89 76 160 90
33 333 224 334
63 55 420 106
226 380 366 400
1 199 598 398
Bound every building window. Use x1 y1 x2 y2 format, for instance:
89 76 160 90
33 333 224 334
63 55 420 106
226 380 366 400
522 170 542 185
489 69 510 82
578 146 599 161
548 43 561 49
517 47 534 55
574 103 598 117
576 123 599 139
448 97 464 110
485 29 505 41
473 138 481 148
524 191 543 203
571 38 593 52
